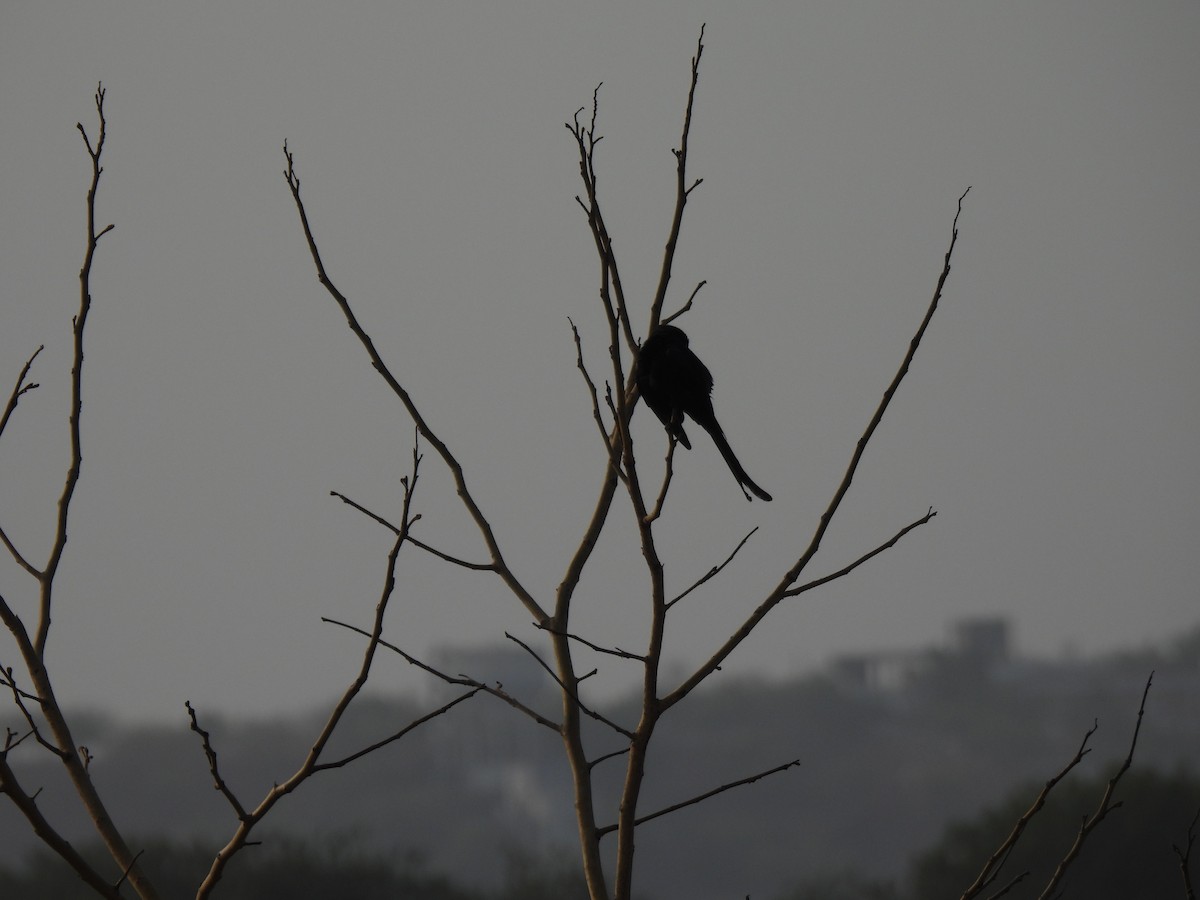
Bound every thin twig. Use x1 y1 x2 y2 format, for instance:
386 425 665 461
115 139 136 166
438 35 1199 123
314 690 481 770
6 83 161 900
186 702 248 820
588 746 630 771
662 279 706 325
1036 672 1153 900
648 25 706 329
505 632 634 738
283 143 546 625
785 508 936 597
195 439 470 898
1174 806 1199 900
597 757 800 837
642 435 678 524
537 621 646 661
569 317 626 479
405 536 496 571
960 719 1101 899
322 615 560 731
329 490 402 534
667 527 759 610
0 661 59 757
0 345 44 444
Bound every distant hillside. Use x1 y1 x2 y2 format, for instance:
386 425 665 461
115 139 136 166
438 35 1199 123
2 622 1197 899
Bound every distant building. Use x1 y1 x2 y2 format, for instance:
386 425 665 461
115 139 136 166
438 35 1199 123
951 616 1010 667
829 615 1012 692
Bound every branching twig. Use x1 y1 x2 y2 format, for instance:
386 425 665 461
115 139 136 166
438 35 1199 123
0 345 44 444
185 702 248 821
283 143 546 626
642 435 678 524
331 485 495 571
0 660 59 757
321 616 559 732
960 719 1101 899
662 187 970 713
194 439 478 897
662 279 705 325
570 317 626 479
1174 807 1199 900
1035 672 1154 900
648 24 706 330
0 83 162 900
506 632 634 738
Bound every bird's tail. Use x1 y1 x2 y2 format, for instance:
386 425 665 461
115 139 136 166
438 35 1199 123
708 427 773 502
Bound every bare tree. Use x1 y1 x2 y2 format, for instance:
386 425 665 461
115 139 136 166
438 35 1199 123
1 29 1015 900
0 85 160 900
282 25 964 900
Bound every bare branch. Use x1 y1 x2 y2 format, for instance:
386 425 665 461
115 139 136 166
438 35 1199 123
667 526 759 610
329 490 402 534
40 87 116 656
597 757 800 838
322 615 559 731
194 440 469 897
283 143 546 626
506 632 635 738
0 345 44 444
329 487 494 571
537 621 646 662
0 521 39 579
113 849 146 893
784 508 936 597
648 23 706 330
662 279 705 325
569 317 626 479
662 187 969 712
982 871 1028 900
406 535 496 571
642 434 678 524
567 86 636 354
960 719 1101 900
588 746 630 771
314 690 480 770
0 757 126 900
0 83 165 900
0 660 60 757
1035 673 1153 900
1174 806 1199 900
185 702 248 821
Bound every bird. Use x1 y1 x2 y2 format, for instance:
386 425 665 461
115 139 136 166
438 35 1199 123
635 323 772 501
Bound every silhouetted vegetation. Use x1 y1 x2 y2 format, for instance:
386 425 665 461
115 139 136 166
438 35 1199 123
908 769 1200 898
0 838 588 900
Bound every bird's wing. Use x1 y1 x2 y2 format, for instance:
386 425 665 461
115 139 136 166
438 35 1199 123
669 343 714 397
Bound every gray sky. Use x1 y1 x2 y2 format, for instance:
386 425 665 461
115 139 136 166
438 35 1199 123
1 1 1197 722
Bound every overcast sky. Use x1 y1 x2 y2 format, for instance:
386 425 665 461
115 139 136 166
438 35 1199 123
1 1 1197 723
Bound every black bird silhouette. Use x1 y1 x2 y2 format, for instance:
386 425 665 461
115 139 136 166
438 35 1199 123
636 324 772 501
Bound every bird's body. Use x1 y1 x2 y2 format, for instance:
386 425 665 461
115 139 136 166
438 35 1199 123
636 324 772 502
